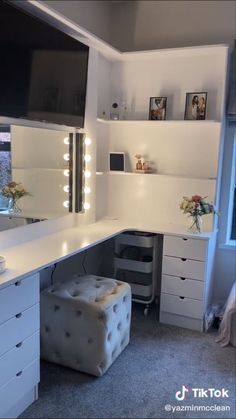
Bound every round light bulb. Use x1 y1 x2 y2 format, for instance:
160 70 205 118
84 186 91 194
83 202 90 210
85 137 92 146
63 153 70 161
63 200 69 208
63 169 70 177
63 137 69 145
84 154 91 162
84 170 91 178
63 185 70 193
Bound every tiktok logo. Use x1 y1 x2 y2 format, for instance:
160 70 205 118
175 385 189 401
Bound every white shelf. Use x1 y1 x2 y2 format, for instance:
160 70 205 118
96 171 216 181
97 118 220 125
114 257 153 273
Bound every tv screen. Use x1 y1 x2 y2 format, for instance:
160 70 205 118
0 1 89 127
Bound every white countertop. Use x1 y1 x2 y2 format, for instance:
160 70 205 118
0 217 214 289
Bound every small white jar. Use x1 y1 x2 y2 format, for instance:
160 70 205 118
0 255 6 274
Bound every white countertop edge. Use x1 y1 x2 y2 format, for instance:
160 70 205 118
0 217 215 289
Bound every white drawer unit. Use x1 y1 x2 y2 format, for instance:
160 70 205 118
0 273 39 325
0 359 40 419
0 303 40 357
0 331 39 388
161 274 204 300
163 235 207 261
162 256 205 281
160 234 210 332
160 293 203 319
0 273 40 418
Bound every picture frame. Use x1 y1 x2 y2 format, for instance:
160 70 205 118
184 92 207 120
149 97 167 121
109 152 125 172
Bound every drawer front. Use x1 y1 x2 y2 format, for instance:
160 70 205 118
161 274 204 300
164 235 207 261
0 273 39 325
0 304 39 357
162 256 205 281
0 331 39 388
0 359 39 418
160 293 203 319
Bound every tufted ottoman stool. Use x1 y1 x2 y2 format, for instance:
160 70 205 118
40 274 131 376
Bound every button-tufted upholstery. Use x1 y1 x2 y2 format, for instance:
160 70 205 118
40 275 131 376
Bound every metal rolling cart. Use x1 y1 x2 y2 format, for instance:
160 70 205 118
114 231 162 316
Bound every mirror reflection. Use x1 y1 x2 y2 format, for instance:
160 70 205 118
0 124 72 231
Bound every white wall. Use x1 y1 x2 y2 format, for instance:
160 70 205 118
110 1 236 51
213 124 236 303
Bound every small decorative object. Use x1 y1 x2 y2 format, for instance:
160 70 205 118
110 102 119 120
0 255 6 274
180 194 217 233
149 97 167 120
134 154 154 173
109 152 125 171
1 181 30 213
184 92 207 120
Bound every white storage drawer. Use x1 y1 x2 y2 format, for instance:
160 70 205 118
0 304 39 357
160 293 203 319
161 274 204 300
164 235 207 261
0 273 39 325
114 257 153 273
0 359 39 419
116 233 155 248
162 256 205 281
0 331 39 388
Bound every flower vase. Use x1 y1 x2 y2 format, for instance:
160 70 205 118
187 215 202 234
8 197 22 213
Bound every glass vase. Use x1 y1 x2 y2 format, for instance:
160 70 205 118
187 215 202 234
8 197 22 213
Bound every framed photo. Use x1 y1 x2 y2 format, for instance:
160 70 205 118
149 97 167 120
109 152 125 172
184 92 207 120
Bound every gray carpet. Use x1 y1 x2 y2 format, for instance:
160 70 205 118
21 304 236 419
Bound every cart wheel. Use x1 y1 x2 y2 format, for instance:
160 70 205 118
144 306 149 317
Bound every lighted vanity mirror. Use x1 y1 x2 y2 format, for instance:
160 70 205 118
0 123 75 230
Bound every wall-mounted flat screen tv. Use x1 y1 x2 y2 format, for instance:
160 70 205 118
0 1 89 127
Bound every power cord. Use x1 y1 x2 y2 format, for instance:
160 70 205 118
51 263 57 285
82 250 87 274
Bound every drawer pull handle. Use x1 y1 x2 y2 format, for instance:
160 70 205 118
16 371 22 377
15 281 22 287
15 313 22 319
16 342 22 348
181 258 187 262
180 277 186 281
182 238 188 241
179 296 185 300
